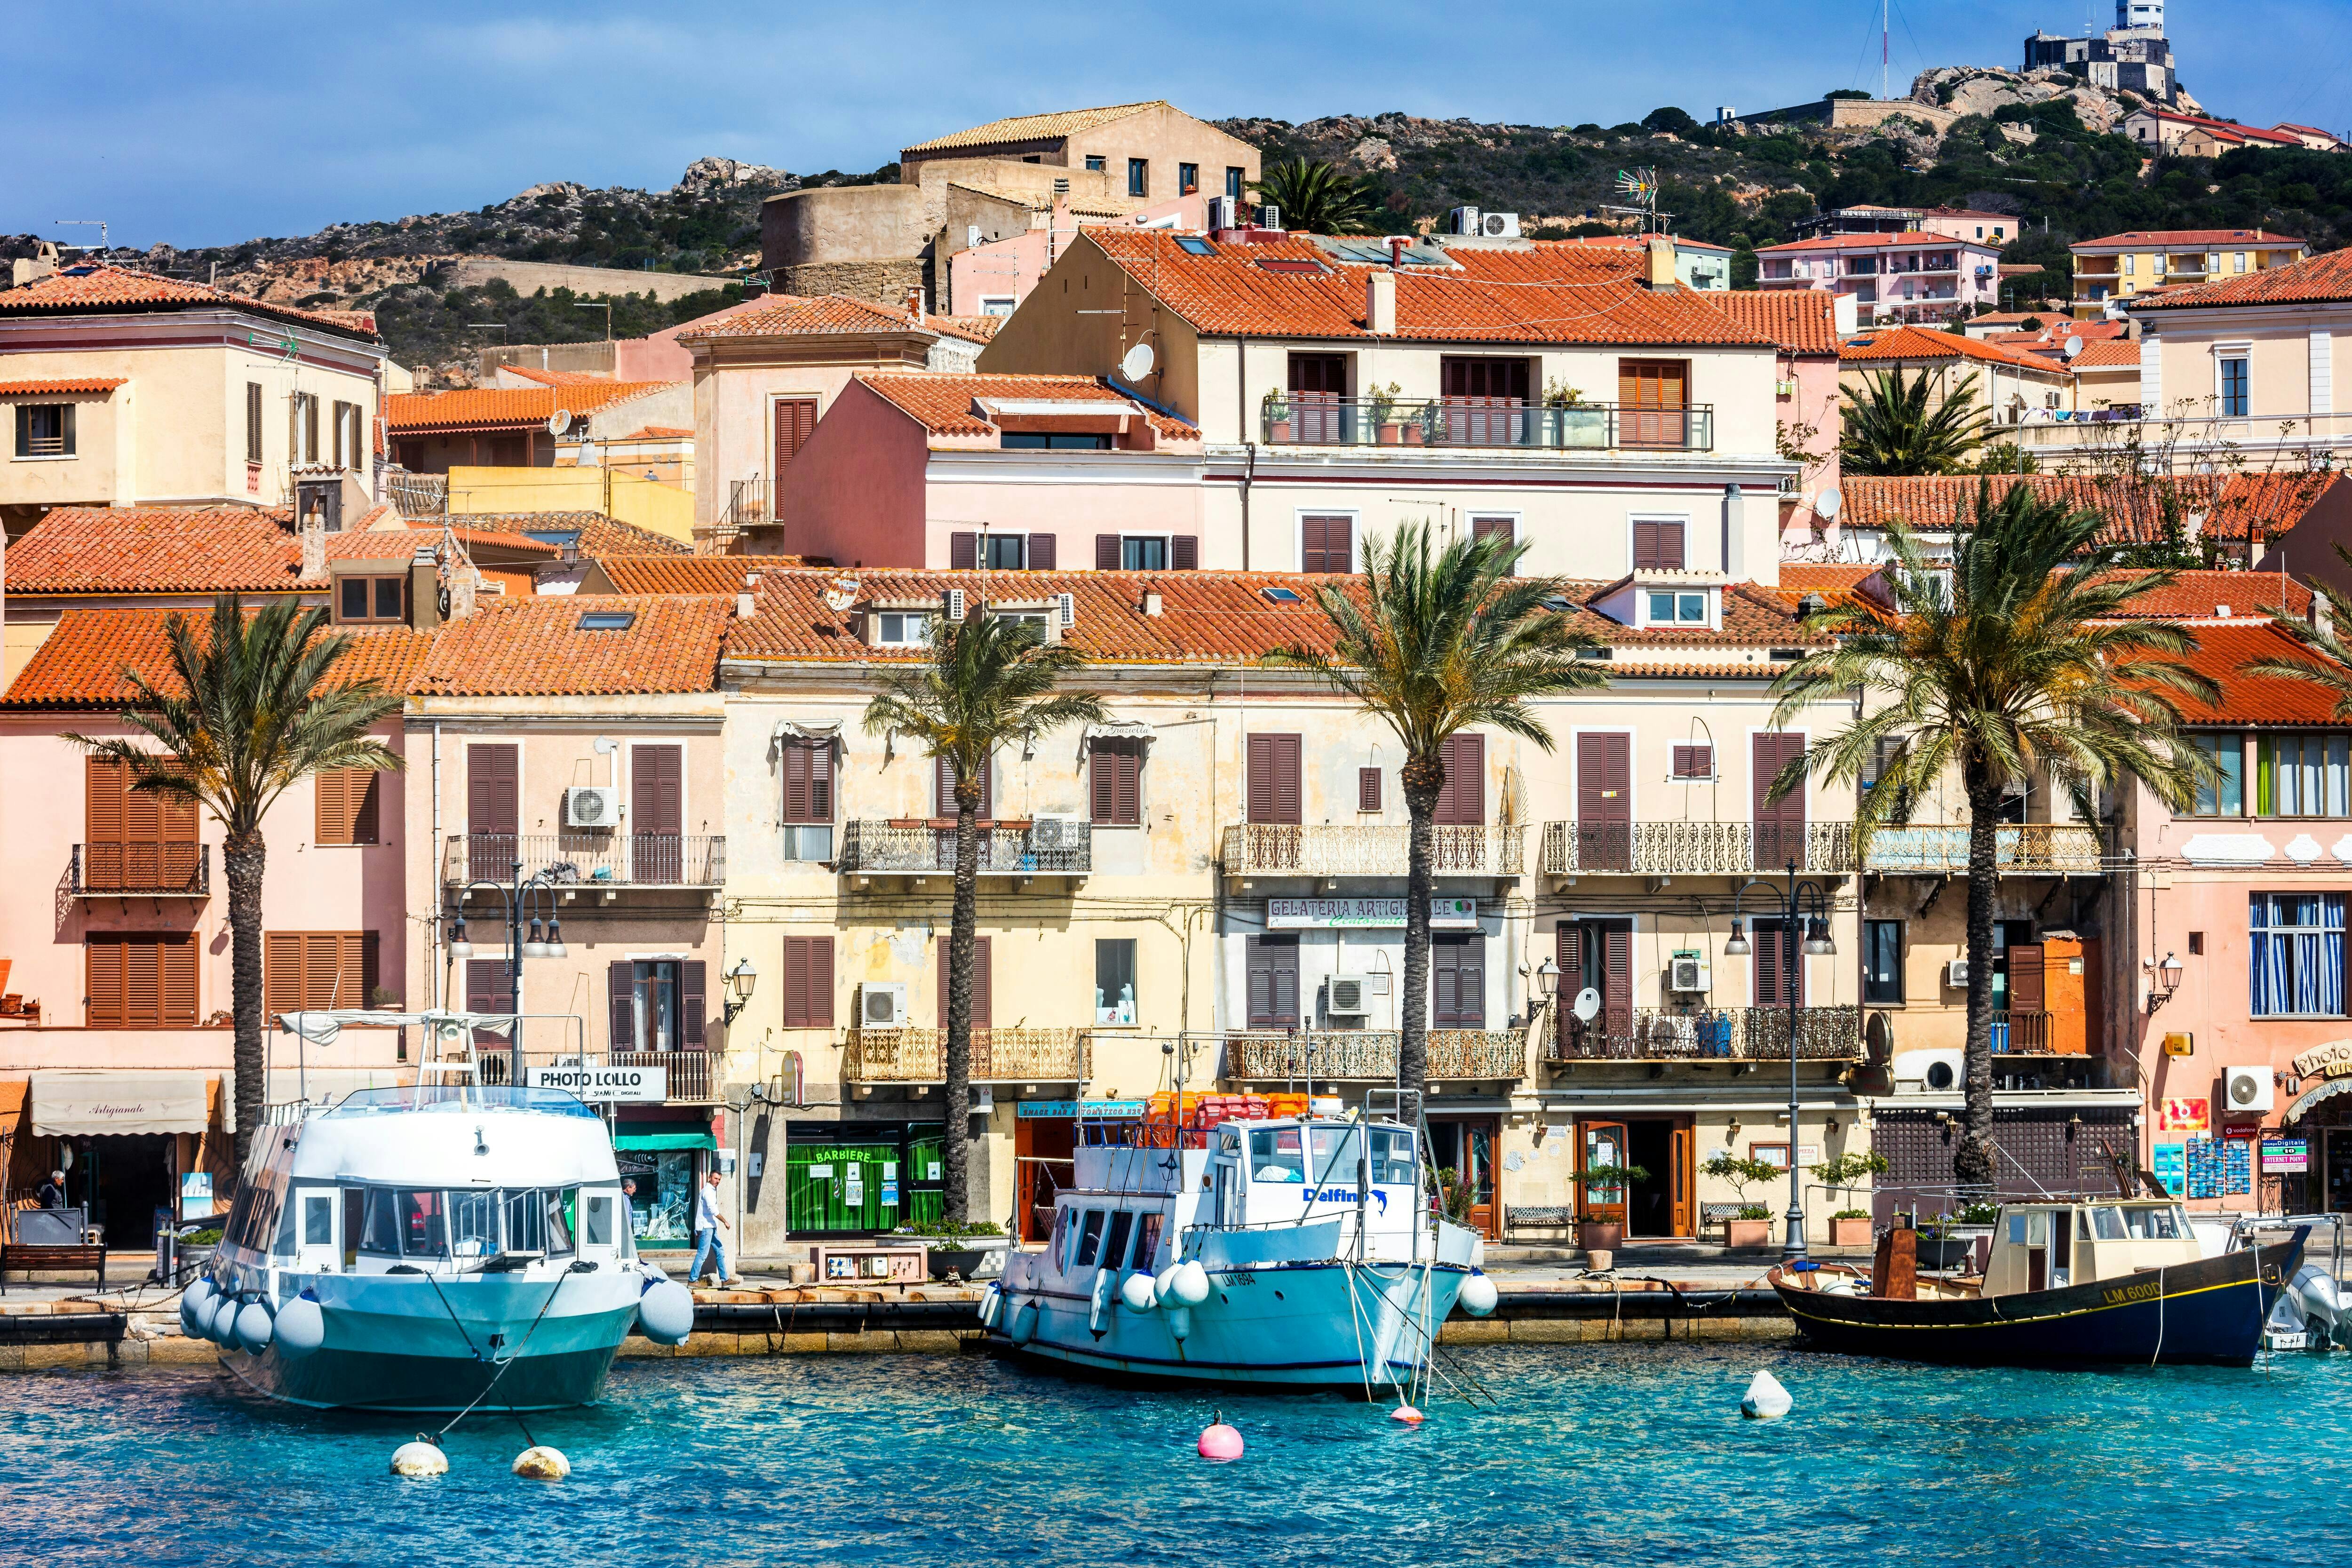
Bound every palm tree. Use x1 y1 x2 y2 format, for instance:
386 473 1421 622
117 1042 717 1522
1248 158 1379 235
69 596 403 1171
862 612 1104 1223
1271 522 1604 1096
1840 367 1991 476
1766 482 2216 1192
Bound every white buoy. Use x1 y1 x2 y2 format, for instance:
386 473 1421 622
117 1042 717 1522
1164 1305 1193 1344
1120 1270 1158 1313
1740 1369 1793 1420
977 1283 1004 1329
1457 1272 1499 1318
1153 1263 1183 1305
1088 1267 1118 1333
180 1279 215 1337
1006 1296 1038 1345
274 1294 326 1358
209 1297 242 1346
512 1445 571 1480
1168 1259 1211 1306
234 1300 275 1354
391 1440 448 1477
636 1279 694 1346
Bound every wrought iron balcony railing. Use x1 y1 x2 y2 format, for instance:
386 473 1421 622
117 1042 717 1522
1220 823 1525 879
844 1027 1090 1083
72 842 210 897
1860 824 2105 876
1224 1029 1528 1083
474 1049 719 1103
1540 820 1853 876
442 833 726 889
1548 1004 1863 1063
1260 397 1714 454
838 820 1091 876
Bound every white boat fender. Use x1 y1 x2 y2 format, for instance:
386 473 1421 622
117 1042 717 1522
391 1438 448 1478
209 1296 242 1347
1119 1271 1158 1313
180 1278 215 1337
274 1292 327 1359
1164 1305 1192 1344
234 1299 275 1355
512 1446 570 1480
977 1282 1004 1329
1088 1267 1118 1336
1457 1272 1499 1319
1007 1296 1038 1345
1168 1259 1211 1307
1741 1369 1793 1420
1153 1264 1183 1306
637 1279 695 1346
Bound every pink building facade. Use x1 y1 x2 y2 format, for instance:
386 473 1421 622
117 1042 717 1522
1756 231 2003 326
948 193 1208 318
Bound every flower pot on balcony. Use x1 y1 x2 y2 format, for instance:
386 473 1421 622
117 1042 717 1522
1720 1217 1772 1249
1399 424 1424 445
1828 1216 1873 1248
1376 421 1404 445
1577 1219 1623 1254
1268 419 1292 443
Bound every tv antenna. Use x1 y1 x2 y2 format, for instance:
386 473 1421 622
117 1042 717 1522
56 219 108 253
1601 168 1671 234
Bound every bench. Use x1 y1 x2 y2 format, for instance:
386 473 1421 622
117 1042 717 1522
0 1244 107 1294
1503 1205 1577 1240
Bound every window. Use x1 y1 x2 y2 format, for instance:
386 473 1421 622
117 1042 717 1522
2188 931 2205 955
1646 590 1708 625
871 611 929 646
1250 1126 1307 1183
2234 252 2248 273
14 403 73 457
977 296 1016 318
772 397 818 485
2219 355 2249 417
1178 162 1199 195
1247 934 1300 1027
85 933 198 1028
1300 514 1352 573
2250 893 2346 1017
1358 766 1383 813
780 936 835 1028
246 382 263 463
1120 536 1168 571
1089 738 1141 825
1431 934 1485 1027
1671 744 1713 780
2122 255 2136 276
1085 155 1106 173
936 753 993 819
1864 921 1904 1004
1176 237 1215 256
1096 938 1137 1025
1225 167 1245 202
983 534 1027 570
332 400 361 469
1631 518 1685 571
314 768 382 845
290 392 319 464
338 575 404 624
1074 1209 1108 1266
2257 733 2349 817
1128 158 1148 197
1434 733 1485 825
1470 515 1515 569
1247 734 1302 824
781 737 834 860
2190 733 2244 816
578 610 636 630
1000 431 1110 450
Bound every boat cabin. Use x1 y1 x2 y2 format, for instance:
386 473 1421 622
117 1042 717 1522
1983 1200 2205 1297
1206 1119 1421 1232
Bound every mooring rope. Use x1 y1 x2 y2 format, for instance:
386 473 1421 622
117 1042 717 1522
431 1271 572 1440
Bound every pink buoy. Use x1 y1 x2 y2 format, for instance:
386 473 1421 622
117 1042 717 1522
1197 1412 1245 1460
1390 1404 1425 1425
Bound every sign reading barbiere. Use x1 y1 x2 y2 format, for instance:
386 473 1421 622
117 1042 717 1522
524 1064 667 1103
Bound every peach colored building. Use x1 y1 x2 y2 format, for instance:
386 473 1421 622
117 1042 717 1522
949 193 1207 318
1698 290 1848 551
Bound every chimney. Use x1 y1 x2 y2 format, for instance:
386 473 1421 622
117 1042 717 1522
735 592 756 619
299 517 326 581
1365 269 1397 335
905 284 923 323
1645 234 1679 289
409 548 442 630
1143 589 1163 617
1387 235 1407 269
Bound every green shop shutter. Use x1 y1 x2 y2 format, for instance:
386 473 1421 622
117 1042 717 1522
785 1140 903 1234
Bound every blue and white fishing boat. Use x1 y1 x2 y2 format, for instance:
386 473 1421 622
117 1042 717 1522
983 1102 1495 1390
182 1011 693 1412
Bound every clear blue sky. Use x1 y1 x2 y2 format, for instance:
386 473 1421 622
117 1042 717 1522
17 0 2352 251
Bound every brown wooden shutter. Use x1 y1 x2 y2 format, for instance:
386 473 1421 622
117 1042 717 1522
608 960 636 1047
1470 515 1515 571
1301 515 1352 573
1168 535 1197 570
1752 732 1807 870
350 772 380 844
1576 732 1631 870
1602 924 1632 1035
680 962 707 1046
1556 922 1582 988
1632 520 1686 571
1096 534 1120 570
1248 935 1299 1028
782 937 835 1029
782 943 808 1028
633 745 683 835
246 382 263 462
936 753 993 818
87 938 123 1027
468 745 518 884
2008 944 2046 1015
1655 520 1684 569
315 769 348 845
1089 740 1140 825
1247 734 1302 824
950 532 977 570
1028 534 1056 570
782 740 833 824
1435 734 1485 825
162 934 196 1027
1432 936 1484 1028
937 936 991 1027
265 933 301 1018
1753 921 1805 1006
1672 743 1712 779
1359 766 1383 813
772 397 818 491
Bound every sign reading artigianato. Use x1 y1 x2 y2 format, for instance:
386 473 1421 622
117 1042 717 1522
524 1064 668 1103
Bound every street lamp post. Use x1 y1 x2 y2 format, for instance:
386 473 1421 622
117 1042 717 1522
445 859 566 1084
1724 862 1838 1260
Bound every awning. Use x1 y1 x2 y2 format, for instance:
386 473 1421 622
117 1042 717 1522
276 1009 515 1047
222 1067 417 1131
614 1130 717 1152
2284 1075 2352 1124
31 1071 213 1137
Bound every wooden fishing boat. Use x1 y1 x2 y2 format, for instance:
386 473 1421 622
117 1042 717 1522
1771 1199 2305 1368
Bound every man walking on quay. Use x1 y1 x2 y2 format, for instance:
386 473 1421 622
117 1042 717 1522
690 1170 741 1288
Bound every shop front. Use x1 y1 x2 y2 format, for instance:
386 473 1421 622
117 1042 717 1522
781 1121 946 1236
24 1070 226 1249
613 1112 720 1247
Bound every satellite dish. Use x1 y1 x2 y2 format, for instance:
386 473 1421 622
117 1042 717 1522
1816 487 1843 522
547 409 572 437
1572 987 1602 1023
2063 335 2084 358
822 576 860 613
1118 341 1155 381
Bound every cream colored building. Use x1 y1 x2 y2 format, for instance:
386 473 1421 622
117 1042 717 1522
2070 228 2309 319
0 264 385 538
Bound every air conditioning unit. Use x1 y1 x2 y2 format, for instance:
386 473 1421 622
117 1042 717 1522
1207 195 1239 231
1481 211 1521 239
1946 958 1971 987
564 785 619 828
1892 1048 1963 1093
1668 952 1709 993
2224 1064 2273 1113
945 587 966 621
859 982 909 1029
1446 206 1481 236
1256 203 1280 232
1057 591 1075 628
1030 814 1077 850
1327 975 1379 1016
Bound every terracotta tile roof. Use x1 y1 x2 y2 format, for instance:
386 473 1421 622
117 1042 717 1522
2086 568 2312 621
1836 473 2341 546
2 606 430 709
2132 247 2352 311
1083 230 1775 349
1923 208 2020 223
674 293 935 342
453 510 691 557
2068 339 2144 368
384 382 673 433
0 377 127 396
499 366 621 387
902 101 1165 155
1759 231 1986 253
2168 623 2349 728
598 555 803 594
1770 564 1882 611
854 372 1199 440
1697 290 1840 355
2074 228 2306 250
412 595 729 696
0 264 382 342
616 425 692 440
1839 325 2073 375
926 313 1005 345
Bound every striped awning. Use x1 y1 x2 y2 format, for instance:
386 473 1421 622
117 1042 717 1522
2284 1075 2352 1123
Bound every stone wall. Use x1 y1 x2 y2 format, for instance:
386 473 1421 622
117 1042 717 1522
437 256 738 303
770 258 928 310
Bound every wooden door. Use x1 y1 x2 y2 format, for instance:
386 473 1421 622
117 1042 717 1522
632 744 683 883
1599 922 1632 1038
1668 1121 1695 1238
771 398 817 512
467 744 518 882
1440 358 1530 446
2006 942 2045 1052
1300 514 1352 573
1618 359 1688 448
1288 354 1346 443
1433 1117 1500 1239
1752 732 1806 871
1576 732 1631 870
1581 1120 1629 1226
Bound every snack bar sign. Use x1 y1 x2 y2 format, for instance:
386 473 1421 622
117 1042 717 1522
1268 898 1480 930
524 1064 668 1103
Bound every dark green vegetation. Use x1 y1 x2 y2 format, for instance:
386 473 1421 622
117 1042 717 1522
369 279 751 376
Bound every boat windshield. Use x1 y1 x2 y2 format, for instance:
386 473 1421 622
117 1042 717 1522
1249 1127 1306 1183
2122 1205 2188 1240
327 1085 599 1119
1368 1128 1416 1183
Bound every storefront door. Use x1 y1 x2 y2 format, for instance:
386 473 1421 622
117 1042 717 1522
1621 1117 1695 1239
1015 1116 1075 1242
1581 1120 1629 1228
1428 1117 1500 1239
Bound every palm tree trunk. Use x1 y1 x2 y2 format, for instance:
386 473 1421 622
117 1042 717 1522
225 829 267 1176
1954 761 2000 1195
1398 751 1443 1098
942 781 982 1225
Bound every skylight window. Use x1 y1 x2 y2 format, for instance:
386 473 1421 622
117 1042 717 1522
1254 258 1326 276
1176 237 1216 256
578 611 636 631
524 529 582 548
1260 586 1303 605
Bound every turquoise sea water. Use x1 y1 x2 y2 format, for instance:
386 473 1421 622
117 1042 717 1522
7 1344 2351 1567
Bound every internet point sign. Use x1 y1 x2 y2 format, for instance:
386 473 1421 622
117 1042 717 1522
524 1063 668 1103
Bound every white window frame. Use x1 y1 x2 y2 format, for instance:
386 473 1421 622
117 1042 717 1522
870 609 932 647
2213 342 2253 418
1640 587 1717 630
977 296 1017 318
1118 533 1174 571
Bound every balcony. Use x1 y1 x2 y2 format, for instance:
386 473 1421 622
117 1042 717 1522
1548 1005 1863 1063
71 843 210 898
1224 1029 1528 1083
1860 824 2105 876
838 820 1090 878
476 1049 720 1104
844 1027 1090 1084
1540 821 1852 877
1221 823 1525 880
1260 398 1714 454
442 833 726 890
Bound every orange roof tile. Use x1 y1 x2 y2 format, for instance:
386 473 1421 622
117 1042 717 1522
2 606 430 709
384 382 673 433
412 595 729 696
598 555 803 594
499 366 621 386
925 313 1005 345
2076 227 2305 250
2086 568 2312 621
0 377 127 396
854 372 1199 440
674 293 936 342
2068 339 2143 368
1836 473 2342 546
1771 564 1882 611
0 264 381 342
616 425 692 440
0 506 546 595
1839 325 2073 375
2169 623 2349 728
902 101 1165 155
1697 290 1840 355
1082 229 1776 349
2133 247 2352 311
455 510 691 557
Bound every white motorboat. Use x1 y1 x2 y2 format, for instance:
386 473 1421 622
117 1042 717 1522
189 1064 693 1412
983 1107 1495 1389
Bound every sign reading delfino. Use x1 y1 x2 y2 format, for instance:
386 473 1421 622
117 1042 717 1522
524 1064 668 1103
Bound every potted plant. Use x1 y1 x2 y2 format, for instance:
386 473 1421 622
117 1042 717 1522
1544 377 1605 447
1414 398 1446 447
1575 1162 1650 1254
1366 381 1404 444
369 985 402 1011
1828 1209 1873 1246
1808 1151 1887 1248
886 1218 1009 1281
1700 1153 1784 1248
1261 387 1292 443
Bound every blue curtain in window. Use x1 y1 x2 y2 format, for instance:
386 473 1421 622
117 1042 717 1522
2252 893 2347 1016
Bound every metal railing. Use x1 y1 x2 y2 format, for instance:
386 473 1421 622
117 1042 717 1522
1549 1004 1863 1063
1993 1010 2051 1054
1259 397 1714 454
441 833 726 888
1860 824 2105 875
473 1049 718 1102
844 1027 1090 1083
1220 823 1525 878
839 820 1091 875
72 842 210 897
1540 820 1853 876
1224 1029 1528 1083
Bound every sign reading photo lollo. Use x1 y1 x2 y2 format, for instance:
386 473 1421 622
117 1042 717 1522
524 1063 668 1103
